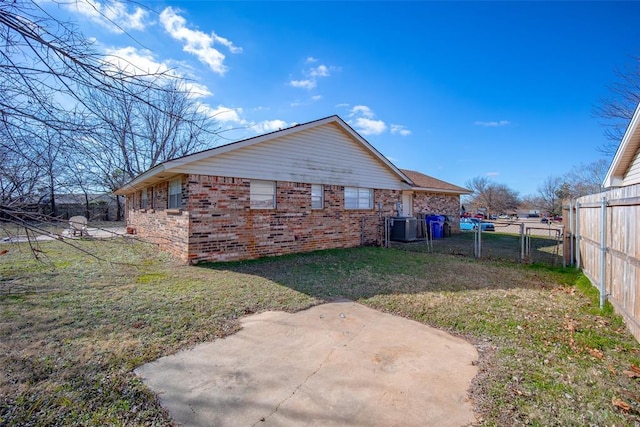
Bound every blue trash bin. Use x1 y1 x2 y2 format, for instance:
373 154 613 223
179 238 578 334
426 215 445 239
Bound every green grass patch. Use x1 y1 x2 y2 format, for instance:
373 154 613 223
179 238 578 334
1 239 639 425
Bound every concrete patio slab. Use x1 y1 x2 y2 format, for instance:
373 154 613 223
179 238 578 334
135 300 478 426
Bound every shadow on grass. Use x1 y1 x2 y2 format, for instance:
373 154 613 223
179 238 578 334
199 245 573 303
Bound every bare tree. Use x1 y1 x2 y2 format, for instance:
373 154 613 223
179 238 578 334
537 176 567 216
464 176 520 217
76 79 219 219
0 141 44 209
81 79 219 182
593 57 640 157
563 159 608 198
0 0 217 234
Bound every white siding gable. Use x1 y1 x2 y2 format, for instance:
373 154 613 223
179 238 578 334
623 148 640 186
174 122 409 190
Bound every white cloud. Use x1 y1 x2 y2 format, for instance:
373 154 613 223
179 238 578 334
289 59 337 90
290 79 317 90
309 65 329 78
184 82 213 99
252 120 288 133
159 7 241 75
486 172 500 176
353 118 387 136
197 105 290 136
200 105 247 124
349 105 375 119
390 124 411 136
104 47 215 99
212 33 243 54
65 0 149 33
104 46 171 75
347 105 388 135
311 95 322 101
474 120 510 127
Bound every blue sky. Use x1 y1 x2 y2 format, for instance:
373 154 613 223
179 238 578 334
46 1 640 196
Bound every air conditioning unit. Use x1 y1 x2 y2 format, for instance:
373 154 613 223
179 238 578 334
390 217 417 242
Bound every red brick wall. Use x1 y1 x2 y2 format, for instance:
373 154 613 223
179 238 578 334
185 175 402 263
412 192 462 233
123 176 462 262
124 179 190 262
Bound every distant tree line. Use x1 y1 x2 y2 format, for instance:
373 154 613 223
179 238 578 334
464 159 609 218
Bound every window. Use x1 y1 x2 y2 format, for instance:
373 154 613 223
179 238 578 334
311 184 324 209
168 178 181 209
345 187 373 210
250 180 276 209
141 189 148 209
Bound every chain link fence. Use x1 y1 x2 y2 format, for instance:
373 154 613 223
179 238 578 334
389 218 565 266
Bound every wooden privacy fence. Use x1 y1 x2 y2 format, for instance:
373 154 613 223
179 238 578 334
567 184 640 341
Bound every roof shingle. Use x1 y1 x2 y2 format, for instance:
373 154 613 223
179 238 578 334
401 169 471 194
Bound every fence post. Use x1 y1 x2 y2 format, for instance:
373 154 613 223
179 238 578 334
600 196 607 309
473 225 482 258
575 202 581 268
520 222 525 262
569 201 574 267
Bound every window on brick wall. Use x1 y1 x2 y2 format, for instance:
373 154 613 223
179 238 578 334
168 178 182 209
250 180 276 209
311 184 324 209
345 187 373 210
141 189 148 209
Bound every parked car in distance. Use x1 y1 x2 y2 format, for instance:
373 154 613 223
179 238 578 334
460 218 495 231
498 214 511 219
541 217 550 223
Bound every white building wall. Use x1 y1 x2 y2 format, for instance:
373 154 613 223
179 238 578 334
623 149 640 186
173 123 409 190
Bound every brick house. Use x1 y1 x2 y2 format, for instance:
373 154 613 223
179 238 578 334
115 116 469 263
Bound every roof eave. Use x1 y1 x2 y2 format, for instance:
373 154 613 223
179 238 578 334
411 186 472 195
113 163 173 195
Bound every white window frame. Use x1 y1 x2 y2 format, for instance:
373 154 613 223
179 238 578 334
250 180 276 209
345 187 373 210
168 178 182 209
311 184 324 209
141 189 148 209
